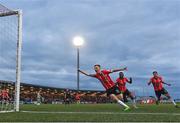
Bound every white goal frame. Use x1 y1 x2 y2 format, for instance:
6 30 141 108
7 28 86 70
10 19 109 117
0 9 22 112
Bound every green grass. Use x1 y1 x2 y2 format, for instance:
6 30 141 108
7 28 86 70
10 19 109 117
0 103 180 122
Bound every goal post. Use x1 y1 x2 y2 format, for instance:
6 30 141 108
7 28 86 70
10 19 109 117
0 4 22 112
15 10 22 112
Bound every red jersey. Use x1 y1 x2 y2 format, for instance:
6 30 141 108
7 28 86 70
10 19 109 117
116 77 129 92
94 70 115 90
1 90 9 99
75 94 80 100
150 76 163 91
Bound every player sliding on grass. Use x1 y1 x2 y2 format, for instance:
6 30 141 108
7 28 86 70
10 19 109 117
116 72 138 108
79 64 130 111
148 71 178 108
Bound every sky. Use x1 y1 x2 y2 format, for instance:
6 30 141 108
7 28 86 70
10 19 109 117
0 0 180 98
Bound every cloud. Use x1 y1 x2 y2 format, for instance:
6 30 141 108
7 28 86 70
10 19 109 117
0 0 179 97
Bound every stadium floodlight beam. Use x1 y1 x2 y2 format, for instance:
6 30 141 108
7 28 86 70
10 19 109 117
73 36 84 91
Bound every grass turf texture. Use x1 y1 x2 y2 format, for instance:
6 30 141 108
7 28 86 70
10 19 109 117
0 103 180 122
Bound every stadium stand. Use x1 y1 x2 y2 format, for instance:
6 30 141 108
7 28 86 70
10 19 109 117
0 80 111 104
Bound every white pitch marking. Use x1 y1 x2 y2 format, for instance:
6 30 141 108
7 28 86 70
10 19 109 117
21 111 180 116
0 110 14 113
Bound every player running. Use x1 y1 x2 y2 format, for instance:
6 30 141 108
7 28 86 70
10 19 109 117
36 91 41 105
79 64 130 111
75 92 81 104
148 71 178 108
116 72 137 108
64 89 71 105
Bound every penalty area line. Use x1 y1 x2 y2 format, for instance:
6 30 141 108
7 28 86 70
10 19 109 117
21 111 180 116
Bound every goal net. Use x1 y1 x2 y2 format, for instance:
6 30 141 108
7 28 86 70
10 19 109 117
0 4 22 112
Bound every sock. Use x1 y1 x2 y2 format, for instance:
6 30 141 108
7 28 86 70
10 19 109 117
117 100 129 108
132 99 136 105
170 98 177 106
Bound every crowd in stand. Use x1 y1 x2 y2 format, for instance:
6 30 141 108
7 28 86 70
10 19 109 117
0 81 159 105
21 90 111 104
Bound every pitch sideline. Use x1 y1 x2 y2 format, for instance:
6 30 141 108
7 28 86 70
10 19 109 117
21 111 180 116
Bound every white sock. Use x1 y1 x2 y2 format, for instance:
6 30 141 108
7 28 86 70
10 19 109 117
170 98 177 106
132 99 136 104
117 100 129 108
132 99 137 106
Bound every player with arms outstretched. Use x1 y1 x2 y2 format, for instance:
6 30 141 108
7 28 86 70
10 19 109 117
79 64 130 111
116 72 137 108
148 71 178 108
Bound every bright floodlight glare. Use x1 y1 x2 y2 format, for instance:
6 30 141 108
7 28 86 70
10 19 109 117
73 36 84 47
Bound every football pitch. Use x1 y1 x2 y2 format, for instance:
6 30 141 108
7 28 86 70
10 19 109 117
0 103 180 122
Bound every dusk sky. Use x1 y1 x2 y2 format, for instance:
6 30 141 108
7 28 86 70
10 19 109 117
0 0 180 98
